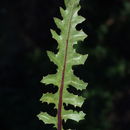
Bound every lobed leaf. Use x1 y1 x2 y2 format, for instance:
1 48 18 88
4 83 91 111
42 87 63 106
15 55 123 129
38 0 88 129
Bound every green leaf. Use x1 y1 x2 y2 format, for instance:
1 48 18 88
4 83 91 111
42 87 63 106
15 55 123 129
38 0 88 129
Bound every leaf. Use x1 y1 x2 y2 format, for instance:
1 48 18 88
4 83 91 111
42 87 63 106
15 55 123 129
38 0 88 129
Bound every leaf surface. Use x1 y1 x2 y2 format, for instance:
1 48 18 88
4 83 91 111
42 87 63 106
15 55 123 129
38 0 88 129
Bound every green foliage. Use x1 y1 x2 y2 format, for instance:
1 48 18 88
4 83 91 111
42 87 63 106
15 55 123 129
37 0 88 129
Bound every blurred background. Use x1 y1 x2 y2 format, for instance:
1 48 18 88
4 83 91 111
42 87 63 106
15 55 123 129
0 0 130 130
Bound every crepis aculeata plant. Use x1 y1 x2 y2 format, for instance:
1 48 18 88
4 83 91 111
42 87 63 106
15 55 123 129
37 0 88 130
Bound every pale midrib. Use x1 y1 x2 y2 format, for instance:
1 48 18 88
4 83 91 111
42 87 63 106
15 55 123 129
57 6 74 130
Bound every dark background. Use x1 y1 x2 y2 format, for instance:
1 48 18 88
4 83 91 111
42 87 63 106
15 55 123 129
0 0 130 130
